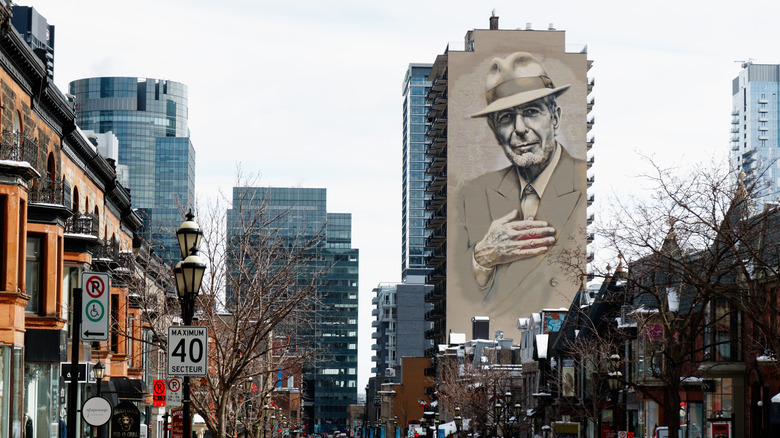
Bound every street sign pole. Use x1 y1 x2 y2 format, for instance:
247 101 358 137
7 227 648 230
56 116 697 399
67 287 82 438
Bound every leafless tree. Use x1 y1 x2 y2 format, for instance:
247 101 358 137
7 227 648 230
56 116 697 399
109 171 327 438
436 351 521 437
186 178 327 438
592 158 780 438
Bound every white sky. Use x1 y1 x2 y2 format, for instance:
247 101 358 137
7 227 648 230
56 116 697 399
20 0 779 392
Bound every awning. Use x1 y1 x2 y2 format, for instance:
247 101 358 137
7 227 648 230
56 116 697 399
101 377 147 403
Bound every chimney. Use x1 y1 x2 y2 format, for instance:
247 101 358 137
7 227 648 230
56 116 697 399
489 13 499 30
472 316 490 339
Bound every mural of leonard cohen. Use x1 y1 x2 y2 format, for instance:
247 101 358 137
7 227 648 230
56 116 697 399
450 51 587 336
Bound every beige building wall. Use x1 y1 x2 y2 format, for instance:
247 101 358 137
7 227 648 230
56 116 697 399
446 28 591 339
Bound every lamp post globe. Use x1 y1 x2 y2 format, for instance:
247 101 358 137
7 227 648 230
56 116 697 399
176 209 203 259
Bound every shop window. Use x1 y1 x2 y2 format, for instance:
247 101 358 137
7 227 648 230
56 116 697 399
23 363 57 438
25 236 42 314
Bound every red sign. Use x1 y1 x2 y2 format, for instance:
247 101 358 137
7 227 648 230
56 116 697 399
711 422 729 438
153 379 166 407
171 408 183 438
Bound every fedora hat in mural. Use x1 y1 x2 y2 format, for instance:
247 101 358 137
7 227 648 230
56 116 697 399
471 51 570 118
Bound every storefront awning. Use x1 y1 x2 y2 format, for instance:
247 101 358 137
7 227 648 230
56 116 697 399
101 377 147 403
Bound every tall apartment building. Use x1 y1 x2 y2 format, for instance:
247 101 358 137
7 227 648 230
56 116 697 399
226 187 359 435
69 77 196 263
424 16 594 351
730 62 780 209
370 282 430 380
401 64 433 283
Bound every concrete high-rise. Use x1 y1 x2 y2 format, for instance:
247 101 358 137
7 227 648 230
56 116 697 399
423 16 594 350
370 282 430 381
730 62 780 209
226 187 359 435
401 64 433 283
69 77 195 263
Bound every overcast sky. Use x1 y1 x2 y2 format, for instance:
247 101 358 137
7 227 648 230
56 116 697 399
22 0 780 392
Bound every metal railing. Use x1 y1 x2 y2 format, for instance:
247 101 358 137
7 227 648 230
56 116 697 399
0 131 38 164
65 212 99 237
29 178 65 205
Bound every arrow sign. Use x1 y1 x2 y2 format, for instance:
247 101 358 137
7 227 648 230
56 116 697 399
81 272 110 341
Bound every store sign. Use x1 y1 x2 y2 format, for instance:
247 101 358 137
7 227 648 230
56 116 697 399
61 362 96 383
82 396 112 426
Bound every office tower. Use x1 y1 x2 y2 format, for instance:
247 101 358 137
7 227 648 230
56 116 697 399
424 16 594 350
401 64 433 283
11 5 54 80
371 282 430 381
227 187 359 435
730 62 780 209
69 77 195 263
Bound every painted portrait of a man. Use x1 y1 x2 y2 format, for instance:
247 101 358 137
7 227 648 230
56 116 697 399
448 49 587 336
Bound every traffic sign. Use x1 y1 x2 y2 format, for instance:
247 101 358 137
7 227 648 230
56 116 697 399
166 377 183 406
81 272 110 341
167 326 208 376
82 396 112 426
153 379 166 407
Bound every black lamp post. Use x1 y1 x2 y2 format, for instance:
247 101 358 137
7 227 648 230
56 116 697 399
243 377 254 437
494 400 502 437
453 407 462 438
93 360 106 438
174 210 206 438
608 354 622 438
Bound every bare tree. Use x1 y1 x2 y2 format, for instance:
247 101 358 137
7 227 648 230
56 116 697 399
186 179 327 438
110 172 327 438
436 349 521 437
592 159 780 438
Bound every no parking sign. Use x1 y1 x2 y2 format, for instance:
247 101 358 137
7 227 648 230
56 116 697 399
167 377 183 406
81 272 110 341
153 379 166 407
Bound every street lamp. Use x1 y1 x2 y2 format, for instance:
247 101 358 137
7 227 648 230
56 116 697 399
608 354 622 438
93 360 105 396
453 407 462 438
494 400 502 437
243 377 254 437
93 360 106 438
263 402 270 438
174 210 206 438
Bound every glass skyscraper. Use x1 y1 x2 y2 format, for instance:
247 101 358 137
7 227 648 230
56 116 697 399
401 64 433 283
226 187 359 434
69 77 195 263
731 62 780 210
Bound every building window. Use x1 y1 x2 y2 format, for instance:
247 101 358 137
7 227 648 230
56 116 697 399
25 236 42 314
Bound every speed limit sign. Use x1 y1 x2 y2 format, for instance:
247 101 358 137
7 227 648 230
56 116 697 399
167 326 208 376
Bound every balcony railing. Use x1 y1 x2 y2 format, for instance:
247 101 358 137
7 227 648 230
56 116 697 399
29 178 67 205
65 213 99 237
0 131 38 164
93 237 120 261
